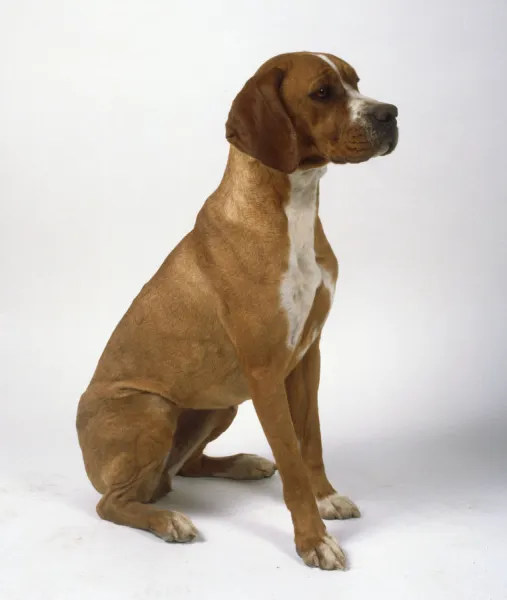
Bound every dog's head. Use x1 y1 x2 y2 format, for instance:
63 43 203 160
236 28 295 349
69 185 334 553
226 52 398 173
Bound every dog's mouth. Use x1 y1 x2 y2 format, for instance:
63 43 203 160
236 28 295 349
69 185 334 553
330 155 371 165
299 155 329 169
304 129 398 167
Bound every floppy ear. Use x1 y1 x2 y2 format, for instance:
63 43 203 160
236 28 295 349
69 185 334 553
225 67 299 173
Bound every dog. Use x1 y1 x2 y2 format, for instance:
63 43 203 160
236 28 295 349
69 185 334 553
77 51 398 570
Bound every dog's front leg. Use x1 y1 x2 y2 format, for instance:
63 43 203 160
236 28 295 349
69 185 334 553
246 369 346 570
285 338 360 521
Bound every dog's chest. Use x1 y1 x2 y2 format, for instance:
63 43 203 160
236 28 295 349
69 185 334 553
280 168 330 350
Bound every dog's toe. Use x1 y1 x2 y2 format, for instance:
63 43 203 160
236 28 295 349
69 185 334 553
155 511 198 543
317 493 361 520
227 454 277 480
298 534 346 570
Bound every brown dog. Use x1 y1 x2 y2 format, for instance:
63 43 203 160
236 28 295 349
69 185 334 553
77 51 398 570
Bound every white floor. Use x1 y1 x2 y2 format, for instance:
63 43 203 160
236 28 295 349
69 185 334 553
1 406 506 600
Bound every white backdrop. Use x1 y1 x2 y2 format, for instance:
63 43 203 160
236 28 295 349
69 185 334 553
1 1 506 599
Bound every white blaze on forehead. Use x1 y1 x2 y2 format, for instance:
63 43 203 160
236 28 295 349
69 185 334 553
314 53 340 75
312 52 381 123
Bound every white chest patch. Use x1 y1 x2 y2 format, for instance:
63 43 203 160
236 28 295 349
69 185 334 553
280 167 331 349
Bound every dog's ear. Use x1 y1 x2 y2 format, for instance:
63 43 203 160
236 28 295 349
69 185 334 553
225 67 299 174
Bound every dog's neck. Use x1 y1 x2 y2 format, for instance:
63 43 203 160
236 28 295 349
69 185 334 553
216 146 327 226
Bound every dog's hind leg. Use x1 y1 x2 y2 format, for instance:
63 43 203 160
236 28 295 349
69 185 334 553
175 407 277 480
77 392 197 542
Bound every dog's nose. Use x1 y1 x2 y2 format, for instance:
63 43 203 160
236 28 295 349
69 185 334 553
372 103 398 122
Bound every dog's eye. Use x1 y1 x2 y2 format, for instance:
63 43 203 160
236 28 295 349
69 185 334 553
311 85 333 101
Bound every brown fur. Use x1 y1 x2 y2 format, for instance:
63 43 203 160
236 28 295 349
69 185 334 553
77 51 398 569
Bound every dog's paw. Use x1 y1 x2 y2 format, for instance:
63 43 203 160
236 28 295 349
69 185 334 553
154 511 198 543
317 493 361 520
225 454 277 480
298 534 346 570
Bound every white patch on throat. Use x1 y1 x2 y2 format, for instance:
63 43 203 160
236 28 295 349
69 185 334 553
280 167 332 350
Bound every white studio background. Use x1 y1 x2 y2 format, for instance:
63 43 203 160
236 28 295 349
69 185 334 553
1 1 506 599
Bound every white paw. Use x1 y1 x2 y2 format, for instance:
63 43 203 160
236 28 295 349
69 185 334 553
227 454 277 480
317 493 361 520
299 534 346 570
157 511 198 543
